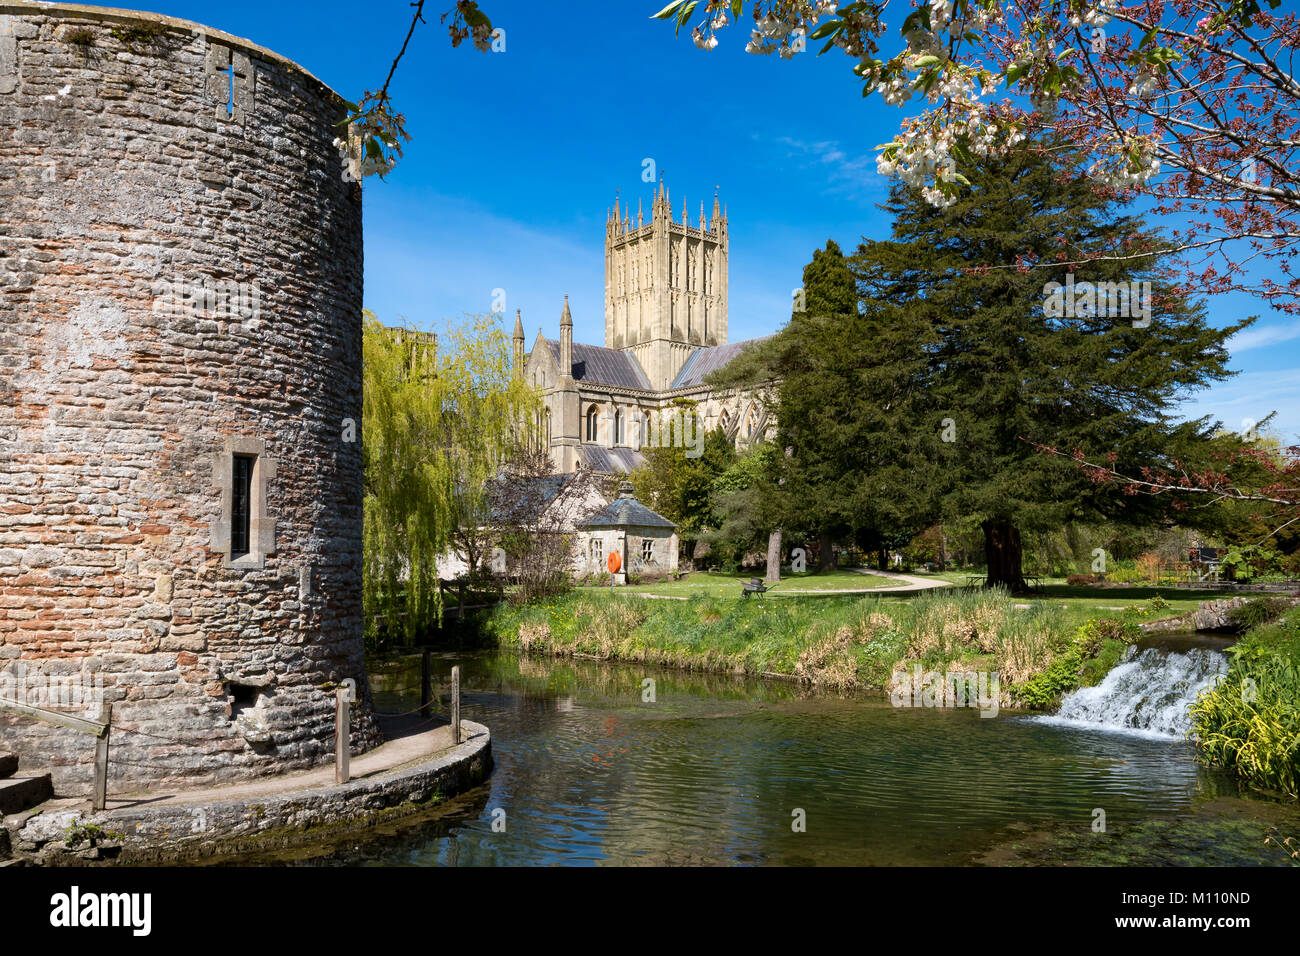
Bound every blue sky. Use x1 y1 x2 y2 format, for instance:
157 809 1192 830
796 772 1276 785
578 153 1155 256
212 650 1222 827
89 0 1299 443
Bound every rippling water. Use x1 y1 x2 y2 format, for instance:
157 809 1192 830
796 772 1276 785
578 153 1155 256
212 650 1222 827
248 650 1286 867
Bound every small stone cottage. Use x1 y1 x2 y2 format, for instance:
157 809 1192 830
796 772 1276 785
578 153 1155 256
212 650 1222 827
576 482 678 584
437 477 677 582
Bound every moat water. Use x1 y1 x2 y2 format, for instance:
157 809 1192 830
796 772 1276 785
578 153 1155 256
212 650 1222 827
240 648 1300 866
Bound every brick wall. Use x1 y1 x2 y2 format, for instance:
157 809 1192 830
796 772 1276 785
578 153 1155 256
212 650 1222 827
0 4 380 793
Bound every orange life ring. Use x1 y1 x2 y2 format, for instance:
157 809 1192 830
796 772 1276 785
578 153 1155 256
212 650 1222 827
607 551 622 574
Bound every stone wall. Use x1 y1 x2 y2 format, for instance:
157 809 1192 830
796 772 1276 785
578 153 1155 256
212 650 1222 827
0 3 380 793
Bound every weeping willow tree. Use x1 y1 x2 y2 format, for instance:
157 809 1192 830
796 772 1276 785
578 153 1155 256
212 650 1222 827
362 311 538 648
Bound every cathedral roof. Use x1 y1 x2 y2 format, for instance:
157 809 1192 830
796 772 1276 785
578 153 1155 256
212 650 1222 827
669 336 773 389
546 341 651 390
578 445 646 475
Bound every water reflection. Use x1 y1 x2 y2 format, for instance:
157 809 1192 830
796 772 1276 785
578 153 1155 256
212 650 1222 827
247 650 1282 867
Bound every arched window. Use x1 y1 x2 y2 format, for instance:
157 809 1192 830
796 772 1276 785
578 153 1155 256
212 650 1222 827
586 405 599 443
614 409 624 446
544 408 552 447
746 404 761 440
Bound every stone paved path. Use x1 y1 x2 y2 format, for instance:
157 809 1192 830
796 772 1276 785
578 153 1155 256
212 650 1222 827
848 568 957 593
33 721 463 814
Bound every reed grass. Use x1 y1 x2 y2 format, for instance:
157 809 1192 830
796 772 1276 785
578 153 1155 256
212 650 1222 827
487 588 1128 703
1191 609 1300 798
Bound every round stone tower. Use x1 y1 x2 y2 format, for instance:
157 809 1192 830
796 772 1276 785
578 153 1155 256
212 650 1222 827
0 2 380 792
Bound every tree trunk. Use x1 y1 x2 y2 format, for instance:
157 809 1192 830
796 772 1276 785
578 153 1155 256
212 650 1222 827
818 530 835 571
877 548 888 572
982 519 1027 591
765 529 782 584
938 525 947 571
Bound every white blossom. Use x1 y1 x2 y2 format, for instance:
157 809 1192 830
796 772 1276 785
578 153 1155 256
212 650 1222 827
1128 72 1159 98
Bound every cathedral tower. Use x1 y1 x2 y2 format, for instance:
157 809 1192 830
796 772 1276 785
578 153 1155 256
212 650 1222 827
604 180 728 390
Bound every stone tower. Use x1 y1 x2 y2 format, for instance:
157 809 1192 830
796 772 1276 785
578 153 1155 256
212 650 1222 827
604 180 728 390
0 4 378 793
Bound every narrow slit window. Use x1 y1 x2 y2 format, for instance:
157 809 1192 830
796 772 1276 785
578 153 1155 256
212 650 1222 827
231 454 254 559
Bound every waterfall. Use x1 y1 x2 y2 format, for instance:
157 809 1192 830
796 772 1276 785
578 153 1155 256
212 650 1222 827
1034 646 1228 739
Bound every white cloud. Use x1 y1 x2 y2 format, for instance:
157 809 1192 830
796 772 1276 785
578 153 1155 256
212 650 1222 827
1226 323 1300 353
1178 368 1300 445
773 136 887 200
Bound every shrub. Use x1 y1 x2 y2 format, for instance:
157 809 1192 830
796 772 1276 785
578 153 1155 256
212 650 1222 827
65 27 96 47
1066 573 1096 586
1228 597 1295 632
1011 617 1140 710
1191 610 1300 798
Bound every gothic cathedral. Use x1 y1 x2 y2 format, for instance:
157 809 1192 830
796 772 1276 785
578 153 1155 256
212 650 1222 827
516 180 775 474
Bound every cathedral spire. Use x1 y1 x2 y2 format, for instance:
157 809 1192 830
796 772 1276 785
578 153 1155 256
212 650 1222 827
512 308 525 373
559 294 573 382
637 197 643 228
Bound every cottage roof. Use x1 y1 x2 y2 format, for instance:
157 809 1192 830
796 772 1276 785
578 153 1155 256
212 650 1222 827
485 473 577 525
576 482 676 530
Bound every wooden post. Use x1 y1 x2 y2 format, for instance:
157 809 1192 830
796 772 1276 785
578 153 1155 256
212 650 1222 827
420 647 432 719
92 702 111 812
335 687 350 785
451 665 461 745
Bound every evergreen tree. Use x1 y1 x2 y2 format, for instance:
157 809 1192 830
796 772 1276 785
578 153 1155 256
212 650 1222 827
717 138 1248 590
855 140 1248 588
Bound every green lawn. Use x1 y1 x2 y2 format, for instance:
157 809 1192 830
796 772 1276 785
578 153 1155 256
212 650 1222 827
578 568 902 598
1025 584 1244 627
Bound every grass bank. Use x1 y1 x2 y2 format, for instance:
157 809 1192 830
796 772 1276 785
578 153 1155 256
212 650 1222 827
1191 603 1300 800
484 589 1164 708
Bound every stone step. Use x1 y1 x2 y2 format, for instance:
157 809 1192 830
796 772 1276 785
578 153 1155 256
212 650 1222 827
0 775 53 816
0 753 17 780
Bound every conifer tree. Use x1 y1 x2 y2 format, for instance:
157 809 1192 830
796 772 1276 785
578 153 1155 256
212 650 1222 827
862 141 1247 588
721 138 1248 590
